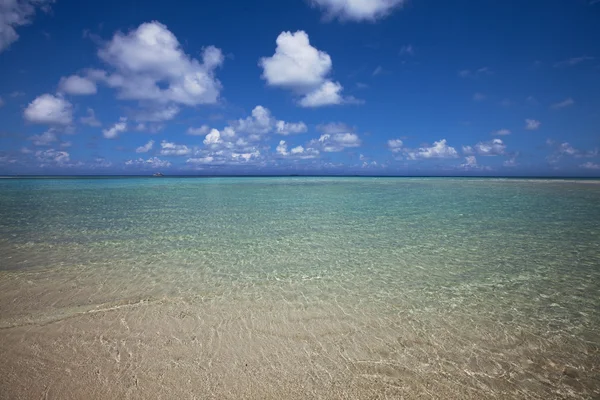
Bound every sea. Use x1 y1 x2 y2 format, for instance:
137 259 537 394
0 177 599 399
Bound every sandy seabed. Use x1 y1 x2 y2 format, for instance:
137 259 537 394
1 264 598 400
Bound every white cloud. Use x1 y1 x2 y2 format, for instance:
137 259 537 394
233 105 307 135
203 128 222 145
0 0 54 53
35 148 70 165
372 66 383 76
80 108 101 127
58 75 97 95
310 132 361 152
581 162 600 170
133 122 163 133
387 139 404 152
460 156 477 168
95 21 223 107
187 125 210 136
231 151 260 162
556 143 597 158
308 0 406 21
28 129 57 146
525 119 541 130
125 157 171 169
551 98 574 109
275 140 319 159
276 140 289 156
299 81 344 107
558 143 577 156
260 31 331 88
491 129 511 136
406 139 459 160
159 140 191 156
260 31 355 107
234 105 274 134
275 120 308 135
102 117 127 139
464 139 506 156
0 96 4 107
459 155 492 171
136 139 154 153
23 94 73 125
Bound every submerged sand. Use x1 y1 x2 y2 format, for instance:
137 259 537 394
1 262 598 400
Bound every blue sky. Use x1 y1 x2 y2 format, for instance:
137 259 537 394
1 0 599 176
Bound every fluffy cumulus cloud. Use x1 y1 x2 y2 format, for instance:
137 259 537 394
298 81 344 107
308 0 406 21
102 117 127 139
275 120 308 135
187 150 262 167
159 140 191 156
125 157 171 169
0 0 54 53
525 119 541 130
233 106 307 135
260 31 356 107
459 155 492 171
276 140 319 159
310 133 361 152
58 75 97 95
406 139 459 160
185 123 268 168
463 139 506 156
23 94 73 125
93 21 223 112
136 139 154 153
203 128 223 145
387 139 404 152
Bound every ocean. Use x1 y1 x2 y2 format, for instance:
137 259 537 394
1 177 599 399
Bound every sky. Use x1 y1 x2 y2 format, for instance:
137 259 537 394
0 0 599 176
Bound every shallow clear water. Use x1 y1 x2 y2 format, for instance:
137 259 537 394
1 177 599 399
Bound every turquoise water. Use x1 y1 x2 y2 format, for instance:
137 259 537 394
1 177 599 399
